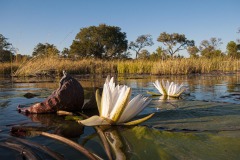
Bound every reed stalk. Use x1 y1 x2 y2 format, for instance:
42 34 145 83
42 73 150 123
1 56 240 76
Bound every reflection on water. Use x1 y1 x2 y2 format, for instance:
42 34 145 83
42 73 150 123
1 74 240 159
118 74 240 104
26 114 84 138
123 126 240 160
82 125 240 160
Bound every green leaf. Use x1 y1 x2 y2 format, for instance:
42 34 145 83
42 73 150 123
169 94 180 98
78 115 111 126
147 91 161 96
122 113 155 126
65 115 83 121
95 89 102 115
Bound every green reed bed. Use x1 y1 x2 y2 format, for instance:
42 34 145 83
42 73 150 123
117 60 153 74
2 56 240 76
162 58 238 75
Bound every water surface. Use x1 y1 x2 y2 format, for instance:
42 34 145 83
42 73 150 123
0 74 240 159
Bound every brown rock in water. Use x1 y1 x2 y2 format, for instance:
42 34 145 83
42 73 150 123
23 92 38 98
18 71 84 113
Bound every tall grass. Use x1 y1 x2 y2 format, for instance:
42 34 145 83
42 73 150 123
0 62 19 75
117 60 153 74
2 56 240 76
12 56 118 76
118 57 240 75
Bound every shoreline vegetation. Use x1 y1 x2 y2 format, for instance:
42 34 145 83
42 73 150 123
1 56 240 77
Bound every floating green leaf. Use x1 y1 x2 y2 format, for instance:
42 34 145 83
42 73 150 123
122 113 155 126
65 115 83 121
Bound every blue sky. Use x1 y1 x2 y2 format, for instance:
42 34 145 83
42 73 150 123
1 0 239 57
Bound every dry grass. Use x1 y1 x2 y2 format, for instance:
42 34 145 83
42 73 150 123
118 57 240 75
0 62 19 75
2 56 240 76
12 56 117 76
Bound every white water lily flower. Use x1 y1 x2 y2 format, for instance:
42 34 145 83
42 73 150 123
79 76 154 126
153 80 186 98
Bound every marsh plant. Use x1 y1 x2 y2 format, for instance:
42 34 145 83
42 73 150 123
153 80 186 98
3 56 240 76
79 76 154 126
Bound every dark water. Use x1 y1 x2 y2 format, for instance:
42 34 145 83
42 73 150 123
0 74 240 160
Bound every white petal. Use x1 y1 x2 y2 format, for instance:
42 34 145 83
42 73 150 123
153 80 164 95
167 82 174 95
154 80 186 97
109 76 114 84
161 80 168 95
165 80 170 90
109 85 130 119
172 84 177 95
169 83 186 97
109 77 115 93
176 83 184 93
175 86 186 96
111 84 121 103
101 83 111 117
165 80 169 90
117 95 141 123
117 95 151 123
105 75 110 83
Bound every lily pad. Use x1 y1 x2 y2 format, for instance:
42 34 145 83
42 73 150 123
143 100 240 132
65 115 83 121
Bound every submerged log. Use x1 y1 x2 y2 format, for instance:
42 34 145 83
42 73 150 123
18 71 84 113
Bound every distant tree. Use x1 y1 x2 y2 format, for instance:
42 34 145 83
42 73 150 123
14 54 30 63
187 46 199 58
118 51 132 60
0 34 14 62
70 24 128 59
149 47 169 60
138 49 150 59
129 34 154 59
173 54 184 59
61 47 70 58
226 41 240 58
32 43 59 57
157 32 194 57
237 27 240 49
199 37 224 58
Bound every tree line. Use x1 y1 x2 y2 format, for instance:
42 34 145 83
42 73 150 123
1 24 240 62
